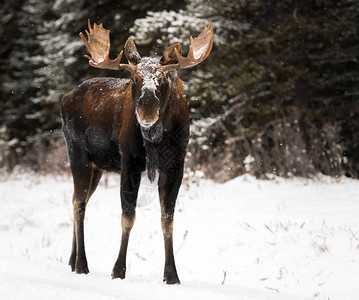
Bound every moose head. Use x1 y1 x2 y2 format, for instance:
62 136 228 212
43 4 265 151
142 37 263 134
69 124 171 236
79 19 214 129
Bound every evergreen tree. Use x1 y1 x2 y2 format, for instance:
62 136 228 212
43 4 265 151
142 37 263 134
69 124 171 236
1 0 357 178
132 0 359 180
0 0 185 171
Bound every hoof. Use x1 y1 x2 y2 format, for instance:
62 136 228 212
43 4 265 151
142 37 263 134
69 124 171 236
69 257 76 272
75 260 89 274
112 265 126 279
163 272 181 284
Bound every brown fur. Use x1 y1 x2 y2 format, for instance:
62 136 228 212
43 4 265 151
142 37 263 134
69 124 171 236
61 63 189 284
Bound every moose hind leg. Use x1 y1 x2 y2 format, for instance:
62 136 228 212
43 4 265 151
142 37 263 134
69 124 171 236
69 161 102 274
69 225 77 272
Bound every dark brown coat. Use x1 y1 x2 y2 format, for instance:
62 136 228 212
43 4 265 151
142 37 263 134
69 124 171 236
60 19 212 285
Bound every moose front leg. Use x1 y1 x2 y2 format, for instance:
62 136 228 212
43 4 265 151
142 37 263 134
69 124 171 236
112 160 142 279
158 163 184 284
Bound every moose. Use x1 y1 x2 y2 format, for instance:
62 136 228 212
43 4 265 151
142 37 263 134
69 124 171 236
60 19 214 284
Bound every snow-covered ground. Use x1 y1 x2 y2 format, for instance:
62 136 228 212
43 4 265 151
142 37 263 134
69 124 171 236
0 173 358 300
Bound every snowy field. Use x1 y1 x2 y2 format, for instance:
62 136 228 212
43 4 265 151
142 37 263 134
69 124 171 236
0 173 358 300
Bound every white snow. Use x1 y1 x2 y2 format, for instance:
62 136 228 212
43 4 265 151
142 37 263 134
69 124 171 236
0 173 358 300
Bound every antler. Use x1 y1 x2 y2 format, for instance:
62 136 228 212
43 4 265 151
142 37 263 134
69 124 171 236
79 19 134 72
162 22 214 71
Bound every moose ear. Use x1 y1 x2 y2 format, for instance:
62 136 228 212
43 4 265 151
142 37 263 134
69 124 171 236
160 43 182 65
125 38 141 65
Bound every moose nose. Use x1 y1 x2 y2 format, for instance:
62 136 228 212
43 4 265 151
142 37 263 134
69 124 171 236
138 113 159 128
141 116 159 127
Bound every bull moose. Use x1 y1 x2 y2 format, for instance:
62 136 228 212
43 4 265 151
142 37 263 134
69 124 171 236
60 19 214 284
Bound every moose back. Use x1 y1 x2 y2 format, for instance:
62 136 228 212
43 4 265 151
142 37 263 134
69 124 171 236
60 20 214 284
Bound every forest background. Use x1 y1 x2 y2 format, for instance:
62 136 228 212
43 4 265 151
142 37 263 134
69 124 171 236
1 0 358 181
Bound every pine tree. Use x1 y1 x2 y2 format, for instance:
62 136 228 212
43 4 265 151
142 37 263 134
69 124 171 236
1 0 185 171
132 0 359 179
1 0 357 178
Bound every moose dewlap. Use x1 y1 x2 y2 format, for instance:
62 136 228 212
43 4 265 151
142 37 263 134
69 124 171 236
60 19 214 284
